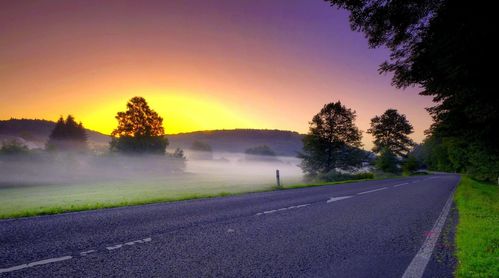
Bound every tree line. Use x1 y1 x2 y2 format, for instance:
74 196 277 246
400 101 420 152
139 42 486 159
299 101 416 180
1 97 185 160
323 0 497 182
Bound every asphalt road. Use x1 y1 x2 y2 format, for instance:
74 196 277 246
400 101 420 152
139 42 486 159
0 174 459 277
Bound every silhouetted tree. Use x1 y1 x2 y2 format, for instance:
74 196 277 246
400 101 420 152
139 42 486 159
49 117 66 140
299 101 362 178
110 97 168 154
46 115 87 151
367 109 414 157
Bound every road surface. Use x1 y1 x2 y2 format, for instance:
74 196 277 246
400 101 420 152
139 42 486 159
0 174 459 277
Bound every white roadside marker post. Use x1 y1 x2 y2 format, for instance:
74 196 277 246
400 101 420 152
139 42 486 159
276 169 281 188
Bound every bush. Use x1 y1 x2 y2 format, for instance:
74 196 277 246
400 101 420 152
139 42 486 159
0 140 29 155
409 170 429 176
402 155 421 175
245 145 276 156
190 141 212 152
375 148 399 173
317 169 374 182
245 145 279 162
466 144 499 182
110 136 168 154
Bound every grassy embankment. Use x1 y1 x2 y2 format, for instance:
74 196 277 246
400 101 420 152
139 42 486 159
0 172 405 219
454 176 499 277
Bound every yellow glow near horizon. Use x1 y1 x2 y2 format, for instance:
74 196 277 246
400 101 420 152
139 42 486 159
80 90 256 135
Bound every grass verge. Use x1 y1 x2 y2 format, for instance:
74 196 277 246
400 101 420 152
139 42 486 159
454 176 499 277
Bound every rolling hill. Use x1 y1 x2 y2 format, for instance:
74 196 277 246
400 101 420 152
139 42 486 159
0 119 304 156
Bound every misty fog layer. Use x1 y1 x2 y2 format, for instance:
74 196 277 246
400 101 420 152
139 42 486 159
0 151 303 188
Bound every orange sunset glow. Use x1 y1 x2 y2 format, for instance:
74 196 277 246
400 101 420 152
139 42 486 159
0 0 433 149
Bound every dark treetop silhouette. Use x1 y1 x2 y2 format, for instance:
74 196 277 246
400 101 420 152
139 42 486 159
110 97 168 154
368 109 414 158
46 115 87 151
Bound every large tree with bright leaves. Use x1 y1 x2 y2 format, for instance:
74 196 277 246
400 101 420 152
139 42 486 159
368 109 414 157
110 97 168 154
299 101 363 177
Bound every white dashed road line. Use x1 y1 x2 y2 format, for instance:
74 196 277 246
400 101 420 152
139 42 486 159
106 244 123 251
326 196 353 203
256 203 310 216
0 237 152 274
393 182 410 187
80 250 96 256
357 187 388 195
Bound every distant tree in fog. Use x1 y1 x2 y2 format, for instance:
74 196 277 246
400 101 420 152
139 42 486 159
190 141 212 152
46 115 87 151
299 101 362 178
189 141 213 160
244 145 278 162
172 148 186 160
110 97 168 154
245 145 276 156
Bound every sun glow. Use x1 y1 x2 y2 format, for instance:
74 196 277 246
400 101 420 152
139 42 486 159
81 90 256 135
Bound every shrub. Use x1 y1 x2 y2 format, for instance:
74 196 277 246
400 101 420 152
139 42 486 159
402 155 421 175
375 148 399 173
0 140 29 155
318 169 374 182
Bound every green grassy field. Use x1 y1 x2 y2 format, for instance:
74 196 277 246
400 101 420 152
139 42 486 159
0 177 277 219
454 176 499 277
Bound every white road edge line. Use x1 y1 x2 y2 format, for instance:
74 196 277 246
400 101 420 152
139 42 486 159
402 189 455 278
326 196 353 203
0 256 73 274
357 187 388 195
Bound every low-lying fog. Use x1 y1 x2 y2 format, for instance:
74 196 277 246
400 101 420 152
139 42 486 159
0 150 303 188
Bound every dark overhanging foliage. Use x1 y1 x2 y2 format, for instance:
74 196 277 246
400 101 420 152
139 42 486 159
327 0 498 181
